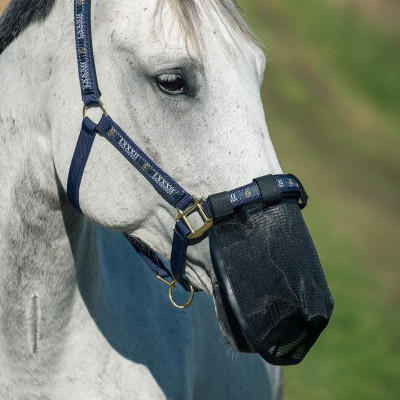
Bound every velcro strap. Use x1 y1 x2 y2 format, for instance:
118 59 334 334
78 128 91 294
207 191 234 223
253 175 282 207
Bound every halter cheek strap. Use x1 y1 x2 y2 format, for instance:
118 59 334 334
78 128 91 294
75 0 101 105
67 0 308 300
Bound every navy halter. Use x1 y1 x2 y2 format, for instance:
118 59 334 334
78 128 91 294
67 0 307 297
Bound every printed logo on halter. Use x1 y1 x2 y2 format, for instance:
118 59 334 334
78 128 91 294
229 176 300 207
106 126 184 202
75 0 94 96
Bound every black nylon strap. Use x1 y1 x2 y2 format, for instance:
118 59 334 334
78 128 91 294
207 192 234 223
253 175 282 208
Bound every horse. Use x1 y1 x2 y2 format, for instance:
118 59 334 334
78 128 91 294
0 0 284 398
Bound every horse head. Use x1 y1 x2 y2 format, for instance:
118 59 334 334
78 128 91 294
47 0 332 364
0 1 333 394
53 0 280 291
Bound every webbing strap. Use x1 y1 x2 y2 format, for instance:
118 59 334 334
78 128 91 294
67 118 97 212
123 233 171 279
66 115 193 286
66 115 188 283
96 115 191 208
74 0 101 105
228 175 303 208
171 224 193 292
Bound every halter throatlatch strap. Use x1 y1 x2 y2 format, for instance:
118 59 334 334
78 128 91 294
67 0 310 296
123 234 171 279
67 117 97 213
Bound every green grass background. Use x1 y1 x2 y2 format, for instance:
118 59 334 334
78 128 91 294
1 0 399 398
240 0 400 399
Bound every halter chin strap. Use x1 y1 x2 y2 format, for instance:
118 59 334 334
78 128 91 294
67 0 308 299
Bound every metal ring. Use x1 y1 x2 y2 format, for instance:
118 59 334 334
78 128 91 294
168 280 195 309
82 99 108 118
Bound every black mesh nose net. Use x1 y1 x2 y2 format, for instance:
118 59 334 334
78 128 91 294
207 176 334 366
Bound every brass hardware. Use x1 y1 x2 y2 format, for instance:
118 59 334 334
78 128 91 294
82 99 108 118
169 282 194 309
176 196 213 239
156 275 176 289
156 275 195 309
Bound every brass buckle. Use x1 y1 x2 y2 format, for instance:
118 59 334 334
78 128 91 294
176 196 213 239
156 275 195 309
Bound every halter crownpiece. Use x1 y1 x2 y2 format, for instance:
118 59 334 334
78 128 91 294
67 0 334 365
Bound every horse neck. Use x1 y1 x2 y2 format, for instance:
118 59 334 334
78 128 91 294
0 0 72 197
0 0 100 352
0 0 173 359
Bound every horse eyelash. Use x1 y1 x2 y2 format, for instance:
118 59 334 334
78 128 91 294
158 74 182 82
156 74 186 95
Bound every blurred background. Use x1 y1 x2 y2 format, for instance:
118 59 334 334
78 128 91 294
239 1 400 399
1 0 399 399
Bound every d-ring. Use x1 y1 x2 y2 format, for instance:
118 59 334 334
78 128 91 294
168 280 195 309
82 99 108 118
156 275 195 309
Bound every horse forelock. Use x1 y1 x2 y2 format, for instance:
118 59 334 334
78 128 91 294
0 0 260 56
156 0 260 53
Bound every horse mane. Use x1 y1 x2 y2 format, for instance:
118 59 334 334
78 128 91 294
0 0 56 55
0 0 258 56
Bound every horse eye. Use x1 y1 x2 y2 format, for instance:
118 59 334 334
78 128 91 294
157 74 185 94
